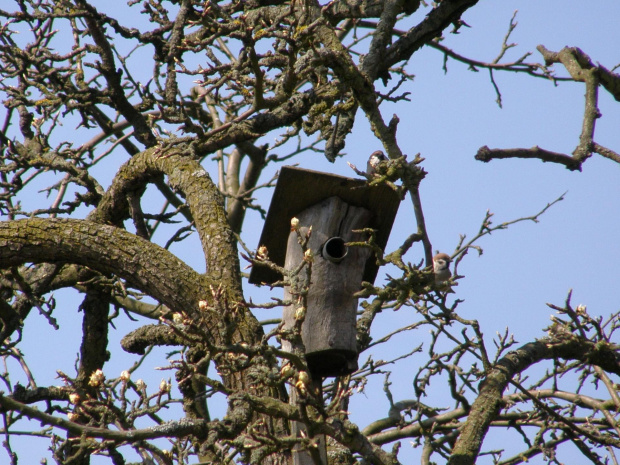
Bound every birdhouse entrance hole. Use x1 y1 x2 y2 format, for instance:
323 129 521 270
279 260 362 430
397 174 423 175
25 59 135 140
320 236 348 263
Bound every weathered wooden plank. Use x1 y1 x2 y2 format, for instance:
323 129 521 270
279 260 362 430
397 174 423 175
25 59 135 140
283 196 372 377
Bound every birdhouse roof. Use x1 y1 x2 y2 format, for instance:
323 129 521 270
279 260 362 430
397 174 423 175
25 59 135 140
248 165 401 285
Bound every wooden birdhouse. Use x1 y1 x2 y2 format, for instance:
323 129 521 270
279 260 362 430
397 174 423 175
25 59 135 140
249 166 400 378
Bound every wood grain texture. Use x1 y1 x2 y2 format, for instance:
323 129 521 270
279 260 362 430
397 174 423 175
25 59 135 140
283 196 372 377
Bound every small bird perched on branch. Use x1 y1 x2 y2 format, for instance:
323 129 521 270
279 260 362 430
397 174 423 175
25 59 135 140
433 253 452 284
366 150 388 175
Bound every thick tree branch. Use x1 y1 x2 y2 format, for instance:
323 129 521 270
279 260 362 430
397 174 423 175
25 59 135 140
476 46 620 170
475 145 583 171
448 335 620 465
362 0 406 83
537 45 620 102
0 217 268 395
384 0 480 73
76 287 111 392
0 218 208 314
93 147 244 298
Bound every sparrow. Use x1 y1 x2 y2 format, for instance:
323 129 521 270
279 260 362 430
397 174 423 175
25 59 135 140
433 253 452 284
367 150 388 175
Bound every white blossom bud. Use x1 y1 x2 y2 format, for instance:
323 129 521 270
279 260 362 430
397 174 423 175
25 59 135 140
294 306 306 321
295 380 307 396
256 245 268 260
280 363 294 379
159 379 171 394
297 371 310 385
296 371 313 396
88 369 105 387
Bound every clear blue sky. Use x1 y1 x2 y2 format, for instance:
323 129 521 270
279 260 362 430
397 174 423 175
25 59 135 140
7 1 620 464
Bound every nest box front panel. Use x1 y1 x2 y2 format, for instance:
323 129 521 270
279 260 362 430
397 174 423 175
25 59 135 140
282 196 372 377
